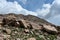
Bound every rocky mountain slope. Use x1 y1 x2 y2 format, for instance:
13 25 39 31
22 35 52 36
0 13 60 40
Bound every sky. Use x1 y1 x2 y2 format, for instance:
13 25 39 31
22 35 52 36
0 0 60 26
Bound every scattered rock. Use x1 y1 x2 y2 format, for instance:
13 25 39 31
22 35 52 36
27 37 36 40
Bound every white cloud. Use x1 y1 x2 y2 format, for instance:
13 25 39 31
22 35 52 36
36 4 51 18
0 0 52 17
45 0 60 19
45 0 60 26
47 15 60 26
0 0 51 17
0 0 23 14
54 0 60 5
0 0 38 16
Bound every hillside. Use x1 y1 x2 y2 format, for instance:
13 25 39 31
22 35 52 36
0 13 60 40
0 13 52 24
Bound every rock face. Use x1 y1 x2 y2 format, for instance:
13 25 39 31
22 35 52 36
30 22 43 30
1 17 58 34
43 24 58 34
18 19 42 30
18 19 32 28
2 18 43 30
0 14 60 40
2 15 16 26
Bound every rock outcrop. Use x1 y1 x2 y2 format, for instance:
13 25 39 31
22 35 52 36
42 24 58 34
0 14 60 40
1 17 58 34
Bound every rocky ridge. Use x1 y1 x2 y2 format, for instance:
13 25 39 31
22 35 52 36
0 13 60 40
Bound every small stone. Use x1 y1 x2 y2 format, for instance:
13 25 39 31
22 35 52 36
15 21 20 27
24 29 29 33
16 38 20 40
15 31 17 34
27 38 36 40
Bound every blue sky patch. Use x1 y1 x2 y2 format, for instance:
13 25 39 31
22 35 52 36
7 0 54 11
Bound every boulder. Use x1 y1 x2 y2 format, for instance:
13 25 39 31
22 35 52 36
30 22 43 30
18 19 32 29
43 24 58 34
